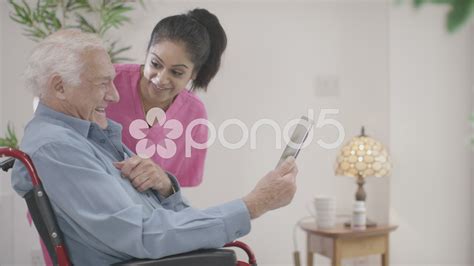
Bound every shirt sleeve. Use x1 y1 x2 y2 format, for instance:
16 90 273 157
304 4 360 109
122 144 189 212
28 141 251 259
152 173 189 212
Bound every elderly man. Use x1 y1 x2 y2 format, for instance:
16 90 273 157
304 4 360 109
11 29 298 265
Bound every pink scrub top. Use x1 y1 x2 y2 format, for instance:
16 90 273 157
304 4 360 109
106 64 208 187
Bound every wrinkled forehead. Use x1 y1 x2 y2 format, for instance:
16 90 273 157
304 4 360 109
79 48 115 81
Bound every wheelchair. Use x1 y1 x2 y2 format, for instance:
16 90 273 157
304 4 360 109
0 147 257 266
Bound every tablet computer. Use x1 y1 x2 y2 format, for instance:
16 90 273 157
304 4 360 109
276 116 314 167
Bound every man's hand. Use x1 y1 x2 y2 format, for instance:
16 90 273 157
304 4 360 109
113 155 173 197
242 157 298 219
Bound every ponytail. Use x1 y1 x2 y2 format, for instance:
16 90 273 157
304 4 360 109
186 9 227 90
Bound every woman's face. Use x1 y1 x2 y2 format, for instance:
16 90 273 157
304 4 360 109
142 40 196 106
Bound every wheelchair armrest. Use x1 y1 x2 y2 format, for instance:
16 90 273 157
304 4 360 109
113 248 236 266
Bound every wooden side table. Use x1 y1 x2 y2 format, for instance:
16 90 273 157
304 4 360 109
299 222 398 266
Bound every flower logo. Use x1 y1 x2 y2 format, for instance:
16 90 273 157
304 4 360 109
129 107 183 159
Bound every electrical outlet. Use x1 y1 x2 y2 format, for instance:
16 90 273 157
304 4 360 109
314 74 340 97
31 249 44 266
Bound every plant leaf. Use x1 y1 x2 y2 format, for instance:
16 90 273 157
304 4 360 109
446 0 474 32
110 45 131 57
0 123 18 148
8 0 138 62
99 4 132 35
66 0 89 11
9 0 30 25
413 0 456 8
75 14 98 33
111 56 133 63
413 0 425 7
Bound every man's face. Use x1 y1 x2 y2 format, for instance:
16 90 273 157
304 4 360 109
62 49 119 129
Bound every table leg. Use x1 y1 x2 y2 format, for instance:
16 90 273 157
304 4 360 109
306 233 314 266
307 251 313 266
332 239 341 266
382 234 389 266
382 253 388 266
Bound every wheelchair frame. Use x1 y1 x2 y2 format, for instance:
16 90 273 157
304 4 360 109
0 147 257 266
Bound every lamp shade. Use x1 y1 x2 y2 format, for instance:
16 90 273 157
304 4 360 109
335 129 391 178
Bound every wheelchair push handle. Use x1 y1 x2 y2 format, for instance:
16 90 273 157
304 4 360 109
225 240 257 266
0 148 41 186
0 157 15 172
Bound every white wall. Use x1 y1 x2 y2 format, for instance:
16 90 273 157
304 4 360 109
0 1 12 262
1 1 390 265
471 20 474 266
389 4 472 266
104 2 391 265
1 1 42 265
0 1 9 262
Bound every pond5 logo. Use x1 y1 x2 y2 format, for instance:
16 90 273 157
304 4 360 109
129 107 345 159
129 107 183 159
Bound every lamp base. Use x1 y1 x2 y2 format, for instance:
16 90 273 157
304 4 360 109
344 218 377 228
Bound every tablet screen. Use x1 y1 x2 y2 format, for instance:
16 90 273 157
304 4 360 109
276 116 313 167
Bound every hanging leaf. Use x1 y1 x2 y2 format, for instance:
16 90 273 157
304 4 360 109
110 47 132 63
110 45 131 57
411 0 474 33
75 13 98 33
66 0 90 12
97 1 134 36
413 0 455 8
446 0 474 32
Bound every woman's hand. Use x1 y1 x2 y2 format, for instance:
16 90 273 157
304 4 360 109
113 155 173 197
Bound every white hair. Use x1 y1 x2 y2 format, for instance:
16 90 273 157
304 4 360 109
24 29 107 97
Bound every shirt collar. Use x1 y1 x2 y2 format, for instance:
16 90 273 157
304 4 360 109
35 102 123 138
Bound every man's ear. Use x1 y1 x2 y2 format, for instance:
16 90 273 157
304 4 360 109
49 74 66 100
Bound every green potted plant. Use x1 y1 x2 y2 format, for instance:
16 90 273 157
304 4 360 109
7 0 143 62
0 123 18 149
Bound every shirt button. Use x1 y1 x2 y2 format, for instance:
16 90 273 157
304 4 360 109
99 139 106 144
235 230 241 237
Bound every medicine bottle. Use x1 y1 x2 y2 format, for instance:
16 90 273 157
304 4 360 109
351 201 366 230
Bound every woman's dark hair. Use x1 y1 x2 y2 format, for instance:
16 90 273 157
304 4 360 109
147 8 227 91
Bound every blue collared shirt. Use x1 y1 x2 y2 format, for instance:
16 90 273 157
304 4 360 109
12 103 251 265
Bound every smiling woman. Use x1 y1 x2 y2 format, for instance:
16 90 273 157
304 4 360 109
140 40 196 112
106 8 227 187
